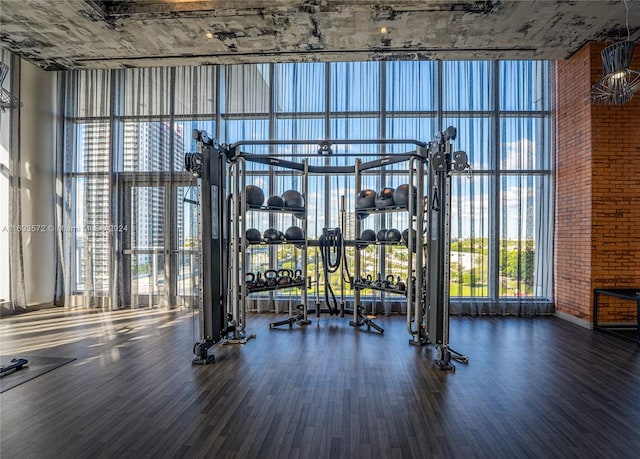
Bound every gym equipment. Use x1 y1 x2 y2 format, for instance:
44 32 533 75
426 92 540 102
375 187 395 208
277 269 292 286
218 133 466 360
265 269 279 287
376 229 388 242
245 185 265 207
0 358 28 377
385 228 402 242
284 226 304 241
245 228 262 243
245 272 256 290
393 184 418 212
263 228 283 242
356 189 376 209
266 195 285 208
360 229 376 241
402 228 418 252
281 189 304 208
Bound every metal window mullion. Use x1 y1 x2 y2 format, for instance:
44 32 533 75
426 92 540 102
489 60 500 304
166 67 176 307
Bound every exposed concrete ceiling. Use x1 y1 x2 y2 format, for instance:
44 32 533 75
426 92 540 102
1 0 639 70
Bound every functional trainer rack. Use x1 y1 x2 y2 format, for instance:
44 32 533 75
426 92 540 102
184 128 471 370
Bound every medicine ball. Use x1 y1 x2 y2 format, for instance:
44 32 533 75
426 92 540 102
245 228 262 243
266 195 285 208
386 228 402 242
360 229 376 241
356 189 376 209
393 184 417 209
282 190 304 209
375 187 395 208
263 228 282 242
356 211 369 221
245 185 265 207
293 211 306 220
284 226 304 241
376 229 388 242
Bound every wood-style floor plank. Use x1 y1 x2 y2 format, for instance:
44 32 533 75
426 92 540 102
1 308 639 458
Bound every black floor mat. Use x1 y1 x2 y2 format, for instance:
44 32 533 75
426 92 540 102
0 356 76 393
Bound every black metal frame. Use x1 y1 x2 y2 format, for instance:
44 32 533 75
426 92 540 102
593 288 640 346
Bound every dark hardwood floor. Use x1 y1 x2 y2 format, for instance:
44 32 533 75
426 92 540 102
0 308 638 458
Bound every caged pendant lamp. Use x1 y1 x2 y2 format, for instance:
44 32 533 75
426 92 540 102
591 0 640 105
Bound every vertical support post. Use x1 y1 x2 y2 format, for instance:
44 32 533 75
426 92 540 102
352 159 362 325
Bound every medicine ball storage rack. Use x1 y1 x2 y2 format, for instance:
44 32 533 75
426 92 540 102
229 157 310 331
185 128 470 371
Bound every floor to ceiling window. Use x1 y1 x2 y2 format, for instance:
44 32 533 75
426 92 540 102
62 59 553 314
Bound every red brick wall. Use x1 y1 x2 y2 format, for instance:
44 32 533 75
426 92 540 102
555 42 640 324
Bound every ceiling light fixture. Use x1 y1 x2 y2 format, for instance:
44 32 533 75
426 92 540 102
380 26 388 34
205 31 214 39
591 0 640 105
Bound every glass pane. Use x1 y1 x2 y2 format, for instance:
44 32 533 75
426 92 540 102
220 118 270 155
450 175 490 297
330 62 380 112
221 64 270 114
499 175 550 298
176 186 200 300
121 67 171 117
500 61 550 111
131 253 166 297
442 61 492 111
69 121 110 173
68 69 111 118
442 116 492 170
123 120 180 172
174 66 217 115
385 116 436 150
72 176 111 293
500 117 550 170
386 61 437 111
131 186 165 249
274 63 325 113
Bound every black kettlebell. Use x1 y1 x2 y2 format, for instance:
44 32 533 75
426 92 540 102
375 273 384 287
386 274 395 288
293 269 303 283
246 272 256 290
365 274 373 285
255 272 266 289
397 276 406 292
277 269 292 285
265 269 279 287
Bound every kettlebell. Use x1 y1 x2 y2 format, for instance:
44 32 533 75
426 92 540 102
265 269 279 287
386 274 395 289
397 276 406 292
255 272 266 289
277 268 292 285
293 269 303 283
246 272 256 290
